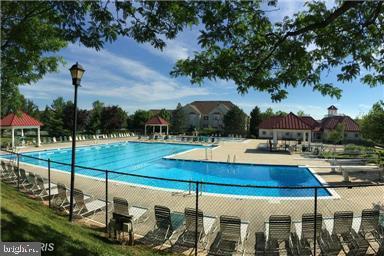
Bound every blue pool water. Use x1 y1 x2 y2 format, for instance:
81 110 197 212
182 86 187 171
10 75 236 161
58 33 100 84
6 142 330 197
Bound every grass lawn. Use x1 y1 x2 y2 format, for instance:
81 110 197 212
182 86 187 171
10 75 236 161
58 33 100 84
0 183 171 256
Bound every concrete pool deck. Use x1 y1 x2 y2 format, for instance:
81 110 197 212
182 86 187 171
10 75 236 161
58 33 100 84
2 138 383 255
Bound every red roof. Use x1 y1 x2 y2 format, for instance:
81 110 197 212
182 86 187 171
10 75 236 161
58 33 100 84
259 112 312 130
145 116 169 125
300 116 319 128
0 112 43 127
320 116 360 132
259 112 360 132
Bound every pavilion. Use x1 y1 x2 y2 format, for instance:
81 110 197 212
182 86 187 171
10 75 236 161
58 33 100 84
0 112 43 148
144 116 169 136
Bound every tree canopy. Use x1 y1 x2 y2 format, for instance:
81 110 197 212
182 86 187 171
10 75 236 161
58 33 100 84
327 123 345 144
249 106 262 137
223 106 247 135
1 1 383 116
360 101 384 145
171 1 383 101
158 109 171 122
171 103 185 133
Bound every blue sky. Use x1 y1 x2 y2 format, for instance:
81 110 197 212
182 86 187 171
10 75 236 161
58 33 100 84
21 0 383 119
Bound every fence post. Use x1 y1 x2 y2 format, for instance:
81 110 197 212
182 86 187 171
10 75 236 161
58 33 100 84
195 181 199 256
16 153 20 191
105 170 109 232
313 187 318 256
48 159 51 208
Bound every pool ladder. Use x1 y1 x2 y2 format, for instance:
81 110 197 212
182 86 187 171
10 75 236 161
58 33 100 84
188 181 203 195
227 154 236 163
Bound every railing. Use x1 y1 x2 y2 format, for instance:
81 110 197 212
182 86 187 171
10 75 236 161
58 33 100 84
1 149 383 256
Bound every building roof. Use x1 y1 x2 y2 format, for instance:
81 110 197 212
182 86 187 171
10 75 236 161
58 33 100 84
328 105 338 110
300 116 319 128
259 112 360 132
320 116 360 132
189 101 235 114
258 112 312 130
0 112 43 127
145 116 169 125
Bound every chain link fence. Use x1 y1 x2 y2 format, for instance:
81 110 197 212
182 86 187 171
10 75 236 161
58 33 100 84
1 150 383 255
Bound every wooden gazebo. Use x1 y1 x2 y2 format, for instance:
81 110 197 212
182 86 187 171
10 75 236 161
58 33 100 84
144 116 169 136
0 112 43 148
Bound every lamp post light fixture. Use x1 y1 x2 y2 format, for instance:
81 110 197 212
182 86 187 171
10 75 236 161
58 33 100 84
68 62 85 222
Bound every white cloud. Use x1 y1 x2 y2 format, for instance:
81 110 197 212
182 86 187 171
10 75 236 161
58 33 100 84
21 44 209 110
141 39 191 62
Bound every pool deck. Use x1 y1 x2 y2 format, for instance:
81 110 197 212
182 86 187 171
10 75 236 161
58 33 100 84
2 138 383 255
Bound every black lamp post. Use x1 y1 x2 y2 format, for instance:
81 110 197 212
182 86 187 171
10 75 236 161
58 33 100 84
69 62 85 221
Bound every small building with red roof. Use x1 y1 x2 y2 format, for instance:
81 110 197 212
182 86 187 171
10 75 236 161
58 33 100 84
258 112 314 143
144 116 169 135
0 112 43 148
258 106 360 143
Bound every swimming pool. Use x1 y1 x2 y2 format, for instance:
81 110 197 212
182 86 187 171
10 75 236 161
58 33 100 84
5 142 331 198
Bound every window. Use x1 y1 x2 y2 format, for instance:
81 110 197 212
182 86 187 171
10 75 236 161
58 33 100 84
285 132 289 136
297 133 301 136
203 116 209 120
355 133 359 138
262 131 266 135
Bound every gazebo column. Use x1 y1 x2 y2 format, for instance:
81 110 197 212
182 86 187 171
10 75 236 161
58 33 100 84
152 126 155 134
11 127 15 149
160 125 162 135
37 127 41 147
308 130 312 143
166 125 169 135
144 125 147 136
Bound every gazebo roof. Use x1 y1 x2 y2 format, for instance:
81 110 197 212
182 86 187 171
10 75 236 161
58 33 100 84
0 112 43 127
145 116 169 125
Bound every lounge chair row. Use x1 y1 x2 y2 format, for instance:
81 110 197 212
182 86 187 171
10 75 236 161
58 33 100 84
256 211 384 256
35 133 137 144
1 160 107 218
108 198 249 254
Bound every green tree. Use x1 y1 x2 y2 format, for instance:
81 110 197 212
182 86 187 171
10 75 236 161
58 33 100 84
327 123 345 144
261 107 275 120
62 102 90 133
39 97 68 136
100 106 127 132
132 110 152 130
223 106 247 135
158 109 171 122
297 110 306 116
249 106 262 137
360 101 384 144
275 111 288 116
87 101 104 133
1 1 199 115
171 1 384 101
171 103 185 134
19 96 40 119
